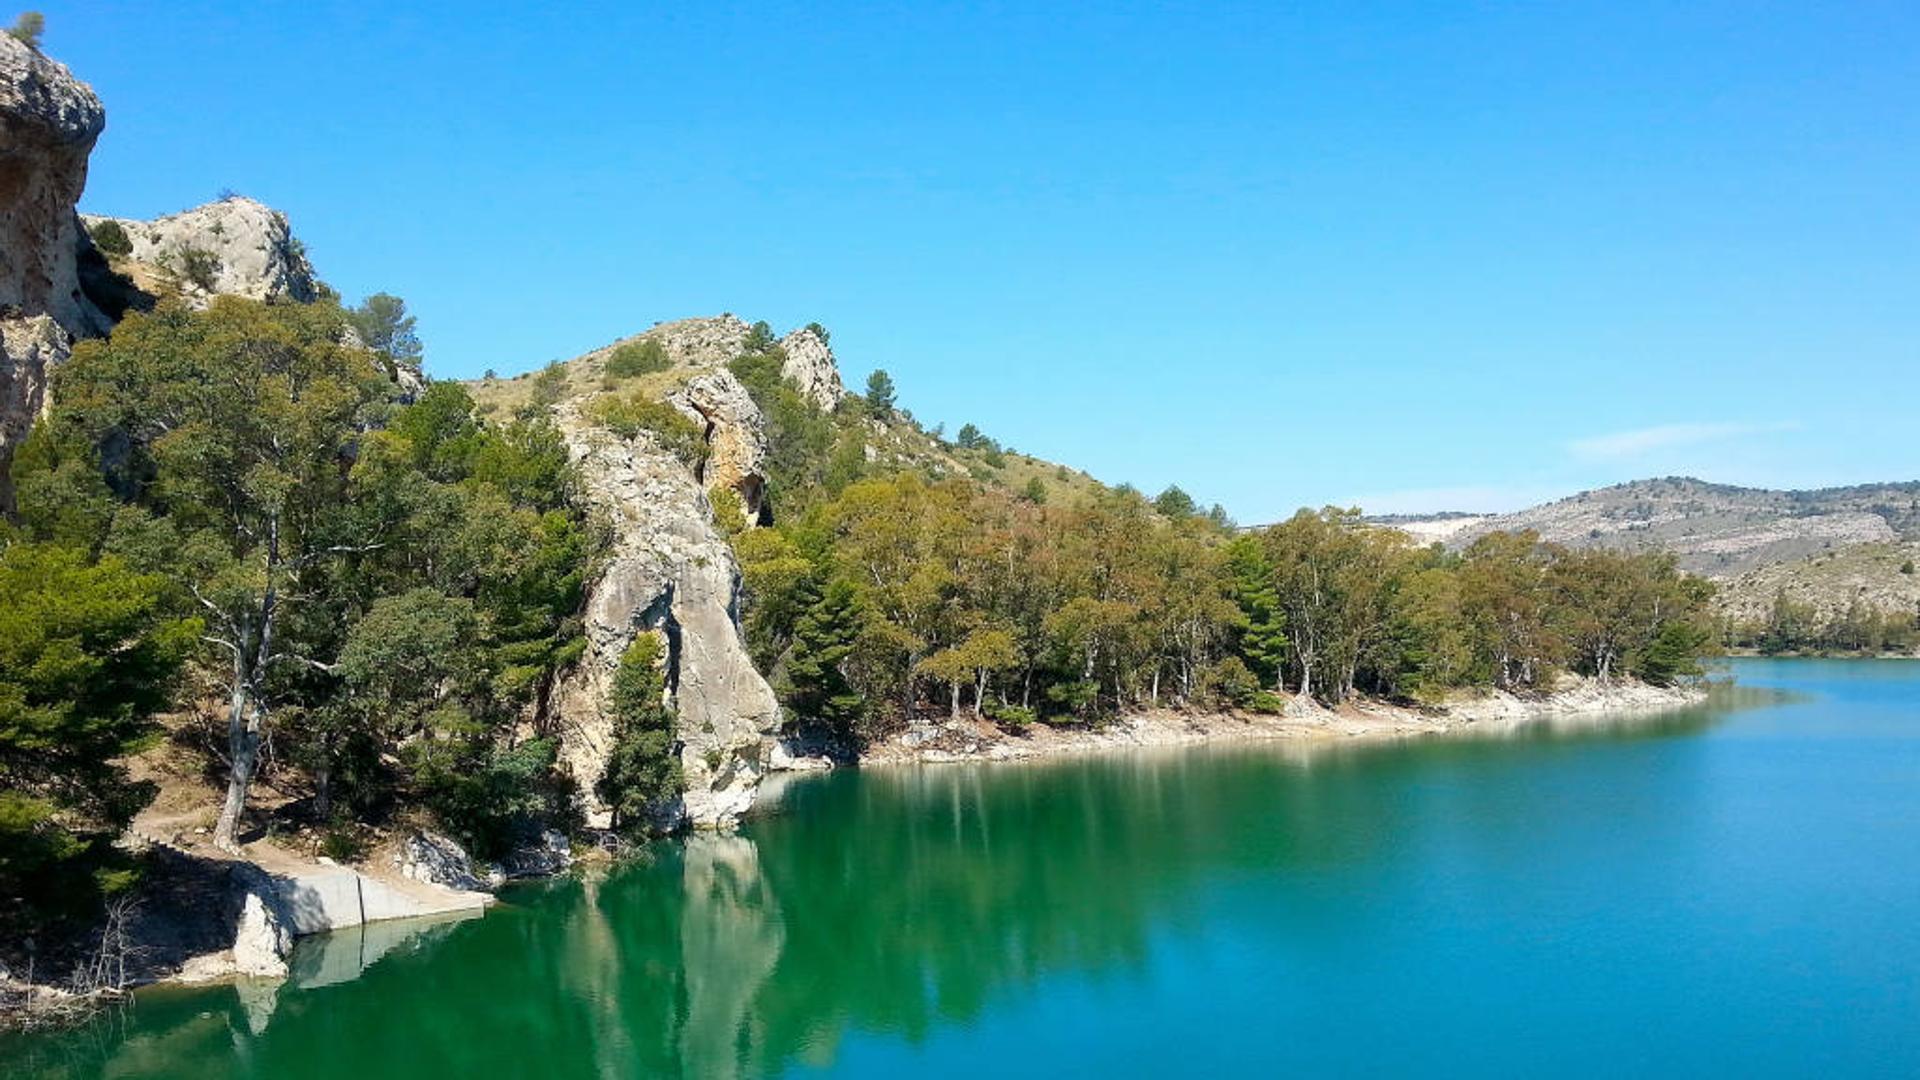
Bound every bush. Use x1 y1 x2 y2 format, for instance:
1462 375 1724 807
588 393 708 469
1200 656 1259 708
1246 690 1288 714
166 246 221 291
606 339 670 378
88 219 133 257
985 702 1035 730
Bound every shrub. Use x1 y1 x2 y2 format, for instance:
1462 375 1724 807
1200 656 1259 708
88 219 133 257
166 246 221 291
1246 690 1288 715
985 702 1035 730
606 339 670 378
588 392 708 469
709 484 747 535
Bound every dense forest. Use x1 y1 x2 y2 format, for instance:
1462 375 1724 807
0 295 1717 939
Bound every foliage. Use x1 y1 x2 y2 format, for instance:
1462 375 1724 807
523 361 569 417
6 10 43 47
10 299 592 854
88 219 132 257
165 246 221 291
0 543 194 932
864 369 896 413
588 392 708 469
347 292 423 365
597 635 683 832
782 578 865 739
1153 485 1197 518
605 339 670 378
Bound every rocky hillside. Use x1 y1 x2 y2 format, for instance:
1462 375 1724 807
463 314 1112 826
1384 477 1920 626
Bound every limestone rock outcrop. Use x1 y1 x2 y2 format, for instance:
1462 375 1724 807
1 34 107 506
550 403 783 830
84 196 319 305
668 370 770 521
777 324 846 410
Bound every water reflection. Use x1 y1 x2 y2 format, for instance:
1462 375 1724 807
6 696 1737 1079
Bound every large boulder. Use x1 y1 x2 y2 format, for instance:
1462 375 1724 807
399 831 490 892
550 403 783 830
83 196 319 306
0 35 107 507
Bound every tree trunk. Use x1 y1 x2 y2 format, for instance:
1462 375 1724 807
949 680 961 719
213 683 260 852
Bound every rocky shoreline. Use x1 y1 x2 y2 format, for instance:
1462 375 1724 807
846 675 1709 770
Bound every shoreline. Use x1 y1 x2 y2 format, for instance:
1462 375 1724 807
835 675 1710 771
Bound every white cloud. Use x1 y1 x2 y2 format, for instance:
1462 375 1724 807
1567 421 1800 462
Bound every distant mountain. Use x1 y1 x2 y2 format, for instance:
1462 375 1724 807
1380 477 1920 625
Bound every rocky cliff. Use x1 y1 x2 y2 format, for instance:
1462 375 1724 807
0 33 107 506
549 398 783 828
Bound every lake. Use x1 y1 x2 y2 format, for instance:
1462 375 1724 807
6 658 1918 1078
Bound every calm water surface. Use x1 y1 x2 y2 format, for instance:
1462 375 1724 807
7 658 1918 1078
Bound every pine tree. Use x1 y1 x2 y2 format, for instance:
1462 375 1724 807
785 578 865 738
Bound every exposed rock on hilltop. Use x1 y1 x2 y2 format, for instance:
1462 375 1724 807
1 34 108 506
776 324 845 410
83 197 320 306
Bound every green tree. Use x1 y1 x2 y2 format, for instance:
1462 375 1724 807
88 219 132 257
598 634 683 832
1153 485 1197 518
0 543 195 931
1021 477 1048 505
784 578 866 739
24 298 391 850
6 10 44 47
347 292 423 365
864 369 897 414
1223 535 1287 688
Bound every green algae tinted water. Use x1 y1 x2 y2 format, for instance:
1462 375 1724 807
7 658 1919 1078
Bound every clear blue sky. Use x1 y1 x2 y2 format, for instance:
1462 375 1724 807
43 1 1920 521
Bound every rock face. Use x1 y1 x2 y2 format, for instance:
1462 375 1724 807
0 34 108 507
550 405 783 829
83 196 319 305
400 831 490 892
777 325 846 410
668 370 770 522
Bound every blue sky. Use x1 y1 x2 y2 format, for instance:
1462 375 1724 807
43 1 1920 521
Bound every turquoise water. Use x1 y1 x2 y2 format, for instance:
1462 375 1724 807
7 658 1918 1077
